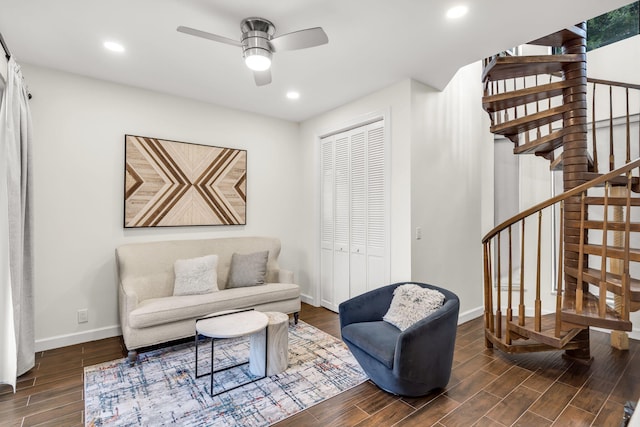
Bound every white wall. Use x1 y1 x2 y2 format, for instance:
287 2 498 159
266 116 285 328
410 63 493 318
297 70 493 319
589 34 640 118
298 71 493 320
298 80 413 305
0 57 6 83
588 33 640 84
21 64 303 350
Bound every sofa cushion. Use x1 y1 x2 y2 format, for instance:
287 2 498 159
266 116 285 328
173 254 218 296
227 251 268 288
129 282 299 329
341 321 399 369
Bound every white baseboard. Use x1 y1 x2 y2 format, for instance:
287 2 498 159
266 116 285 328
300 293 317 306
458 306 484 325
35 325 122 352
591 326 640 342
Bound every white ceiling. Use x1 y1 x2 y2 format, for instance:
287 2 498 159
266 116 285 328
0 0 632 122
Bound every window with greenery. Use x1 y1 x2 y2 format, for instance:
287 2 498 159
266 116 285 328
587 1 639 51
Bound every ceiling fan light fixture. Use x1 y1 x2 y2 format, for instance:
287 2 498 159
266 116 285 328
244 49 272 71
178 16 328 86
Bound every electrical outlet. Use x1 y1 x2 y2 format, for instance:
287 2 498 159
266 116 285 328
77 309 88 324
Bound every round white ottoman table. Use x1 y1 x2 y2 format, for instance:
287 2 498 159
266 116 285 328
195 309 268 396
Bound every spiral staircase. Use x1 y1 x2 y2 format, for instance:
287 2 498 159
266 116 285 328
481 22 640 360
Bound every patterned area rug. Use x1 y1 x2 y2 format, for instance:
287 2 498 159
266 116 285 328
84 321 367 426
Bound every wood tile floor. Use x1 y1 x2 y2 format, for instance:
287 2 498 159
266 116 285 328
0 303 638 426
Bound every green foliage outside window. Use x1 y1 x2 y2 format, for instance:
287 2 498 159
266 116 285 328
587 1 639 51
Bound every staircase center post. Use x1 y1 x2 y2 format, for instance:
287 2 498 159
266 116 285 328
561 22 588 293
561 22 591 361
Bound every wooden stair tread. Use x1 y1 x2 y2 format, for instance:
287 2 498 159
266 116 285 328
561 292 632 331
527 26 587 47
490 101 584 136
482 79 579 112
582 172 640 191
508 314 584 348
565 266 640 302
548 150 595 171
584 196 640 206
485 313 586 353
565 219 640 232
550 152 563 171
482 54 584 81
513 128 567 155
565 242 640 262
485 331 582 354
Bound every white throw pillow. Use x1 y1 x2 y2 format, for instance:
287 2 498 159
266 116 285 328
173 254 219 296
383 284 445 331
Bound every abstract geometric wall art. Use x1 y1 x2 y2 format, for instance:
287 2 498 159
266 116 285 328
124 135 246 227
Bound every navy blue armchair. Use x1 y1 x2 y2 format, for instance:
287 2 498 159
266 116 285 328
339 282 459 397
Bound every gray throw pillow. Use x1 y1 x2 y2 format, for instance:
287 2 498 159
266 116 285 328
227 250 269 288
173 254 219 296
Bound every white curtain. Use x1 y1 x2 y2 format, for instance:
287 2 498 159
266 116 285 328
0 57 34 391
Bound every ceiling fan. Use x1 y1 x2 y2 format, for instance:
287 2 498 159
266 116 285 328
177 18 329 86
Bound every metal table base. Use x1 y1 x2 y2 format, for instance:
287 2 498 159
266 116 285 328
195 309 269 397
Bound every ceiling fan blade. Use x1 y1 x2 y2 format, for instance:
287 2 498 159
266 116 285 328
269 27 328 52
177 26 242 47
253 69 272 86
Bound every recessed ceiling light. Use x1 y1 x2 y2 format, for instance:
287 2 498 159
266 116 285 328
103 41 125 53
286 91 300 100
446 5 468 19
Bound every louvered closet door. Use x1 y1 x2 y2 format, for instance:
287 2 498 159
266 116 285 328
349 128 367 298
333 133 351 308
320 136 335 309
320 119 388 311
365 122 386 290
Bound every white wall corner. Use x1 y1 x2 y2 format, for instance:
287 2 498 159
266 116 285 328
458 305 484 325
0 55 7 83
300 293 318 306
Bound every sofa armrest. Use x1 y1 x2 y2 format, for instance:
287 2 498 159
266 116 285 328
279 269 294 284
118 280 139 325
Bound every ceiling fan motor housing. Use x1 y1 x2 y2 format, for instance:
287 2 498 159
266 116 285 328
241 17 275 61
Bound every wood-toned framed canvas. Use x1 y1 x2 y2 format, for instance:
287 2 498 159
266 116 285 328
124 135 246 227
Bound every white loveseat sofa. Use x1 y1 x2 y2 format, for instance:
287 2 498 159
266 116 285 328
116 236 300 363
